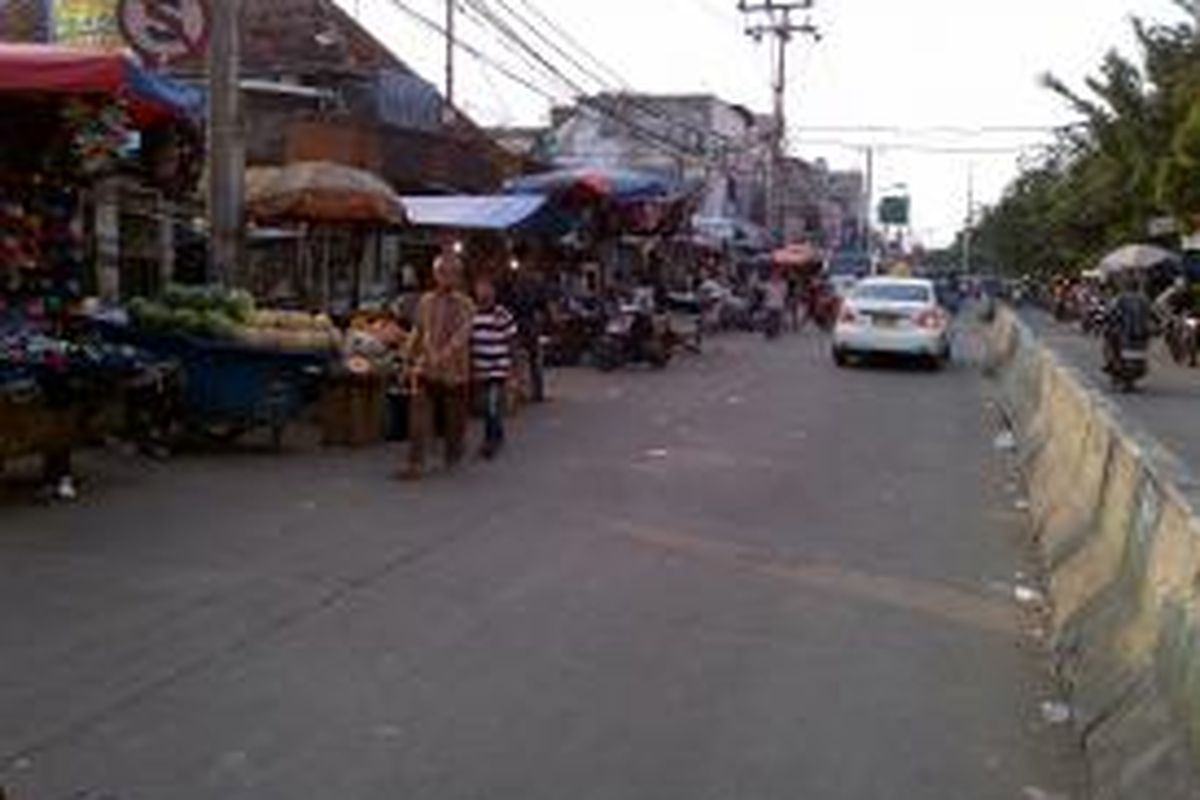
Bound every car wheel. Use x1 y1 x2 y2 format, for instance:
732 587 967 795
833 348 850 367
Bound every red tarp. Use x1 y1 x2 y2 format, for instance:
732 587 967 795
0 44 201 128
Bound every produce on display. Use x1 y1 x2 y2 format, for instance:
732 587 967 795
128 285 342 353
341 312 409 375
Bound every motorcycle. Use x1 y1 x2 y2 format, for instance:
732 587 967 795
1105 340 1150 392
810 290 841 332
1165 312 1200 367
1080 298 1107 337
761 308 783 340
594 305 671 371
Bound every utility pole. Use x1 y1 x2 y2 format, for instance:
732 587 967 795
962 162 975 275
207 0 243 286
445 0 456 105
738 0 819 243
864 145 875 271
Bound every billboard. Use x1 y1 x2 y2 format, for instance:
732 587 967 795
53 0 122 48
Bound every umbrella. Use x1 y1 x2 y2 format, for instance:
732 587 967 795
772 243 823 269
1098 244 1178 277
246 161 406 225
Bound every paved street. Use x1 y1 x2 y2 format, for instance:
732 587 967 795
1023 311 1200 477
1 331 1079 799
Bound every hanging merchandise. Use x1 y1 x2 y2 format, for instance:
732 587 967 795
62 97 132 177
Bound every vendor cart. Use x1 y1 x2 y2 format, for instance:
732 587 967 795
117 331 330 448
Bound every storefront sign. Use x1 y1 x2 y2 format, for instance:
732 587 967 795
117 0 208 65
53 0 122 48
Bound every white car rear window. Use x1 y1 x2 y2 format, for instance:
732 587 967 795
853 283 932 303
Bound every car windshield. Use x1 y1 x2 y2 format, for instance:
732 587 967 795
853 283 932 303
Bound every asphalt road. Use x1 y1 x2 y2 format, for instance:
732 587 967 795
1023 310 1200 477
0 330 1080 799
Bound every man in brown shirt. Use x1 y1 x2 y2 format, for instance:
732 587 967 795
400 252 476 479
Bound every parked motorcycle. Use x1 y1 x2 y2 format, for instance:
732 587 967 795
594 305 671 371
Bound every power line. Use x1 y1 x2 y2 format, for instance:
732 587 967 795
458 0 721 161
481 0 749 160
793 124 1081 136
488 0 613 91
380 0 715 162
510 0 632 87
791 137 1047 155
377 0 562 103
495 0 745 154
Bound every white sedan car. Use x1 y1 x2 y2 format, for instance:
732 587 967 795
832 277 952 368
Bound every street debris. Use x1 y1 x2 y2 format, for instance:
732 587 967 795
993 430 1017 452
645 448 670 460
374 724 402 740
1014 585 1045 606
1040 700 1073 725
1022 787 1069 800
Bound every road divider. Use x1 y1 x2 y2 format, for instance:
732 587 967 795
987 307 1200 799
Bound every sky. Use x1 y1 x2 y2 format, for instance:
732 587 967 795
335 0 1188 246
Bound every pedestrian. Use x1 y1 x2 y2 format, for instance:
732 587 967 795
762 268 788 339
510 268 548 403
786 271 801 331
471 275 518 459
398 251 476 480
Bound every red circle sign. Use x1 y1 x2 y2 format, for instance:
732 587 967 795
118 0 210 65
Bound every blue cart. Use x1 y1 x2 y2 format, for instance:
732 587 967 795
101 327 331 449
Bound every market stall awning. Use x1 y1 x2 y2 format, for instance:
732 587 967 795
400 194 549 231
247 162 407 226
0 44 203 127
505 167 675 203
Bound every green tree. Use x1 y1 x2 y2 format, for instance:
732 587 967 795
969 4 1200 276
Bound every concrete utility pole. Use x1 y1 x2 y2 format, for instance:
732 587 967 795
962 162 975 274
864 145 874 266
738 0 819 243
445 0 456 105
207 0 244 286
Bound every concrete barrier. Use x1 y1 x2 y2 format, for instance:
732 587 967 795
987 308 1200 798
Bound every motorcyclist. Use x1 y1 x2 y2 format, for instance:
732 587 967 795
1103 273 1157 373
1154 275 1192 319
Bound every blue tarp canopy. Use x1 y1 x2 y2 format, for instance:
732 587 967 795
505 167 675 203
400 194 553 231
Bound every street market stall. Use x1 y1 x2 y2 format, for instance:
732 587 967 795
244 161 413 446
0 44 202 497
244 160 407 312
504 167 702 370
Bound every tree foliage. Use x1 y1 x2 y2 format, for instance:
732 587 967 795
969 3 1200 276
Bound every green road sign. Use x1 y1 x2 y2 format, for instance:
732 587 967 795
879 196 910 226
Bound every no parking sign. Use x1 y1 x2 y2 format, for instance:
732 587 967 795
118 0 210 66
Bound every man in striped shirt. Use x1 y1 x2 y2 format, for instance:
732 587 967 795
471 275 518 459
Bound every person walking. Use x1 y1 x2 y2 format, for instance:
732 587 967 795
762 268 788 339
471 275 518 459
399 252 476 480
509 269 549 403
